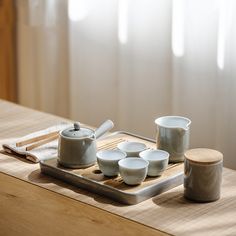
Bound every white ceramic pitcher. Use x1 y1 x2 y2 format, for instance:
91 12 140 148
155 116 191 162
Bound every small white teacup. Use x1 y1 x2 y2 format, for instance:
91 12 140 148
139 149 169 177
118 157 149 185
96 150 126 177
117 141 147 157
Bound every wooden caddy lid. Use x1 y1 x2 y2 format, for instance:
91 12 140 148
185 148 223 165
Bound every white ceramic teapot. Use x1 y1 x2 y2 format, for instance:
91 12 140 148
58 120 114 168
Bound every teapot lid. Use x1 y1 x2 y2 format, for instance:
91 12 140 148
61 122 94 139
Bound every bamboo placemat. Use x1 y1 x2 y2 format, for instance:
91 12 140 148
1 100 236 236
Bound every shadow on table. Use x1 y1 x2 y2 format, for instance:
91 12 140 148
151 189 201 208
0 150 35 164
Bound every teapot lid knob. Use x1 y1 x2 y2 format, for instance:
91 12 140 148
74 122 80 131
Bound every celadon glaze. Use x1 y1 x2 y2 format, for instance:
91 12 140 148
118 158 149 185
58 124 97 168
58 135 97 168
58 120 114 168
139 149 169 177
96 150 126 176
117 141 147 157
155 116 191 162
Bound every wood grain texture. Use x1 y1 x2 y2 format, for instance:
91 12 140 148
0 0 17 102
16 130 59 147
0 172 167 236
1 100 236 236
42 157 183 194
25 134 58 151
185 148 223 164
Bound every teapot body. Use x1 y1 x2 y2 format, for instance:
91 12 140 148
58 130 97 168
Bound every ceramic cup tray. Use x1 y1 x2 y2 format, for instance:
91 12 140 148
40 131 184 205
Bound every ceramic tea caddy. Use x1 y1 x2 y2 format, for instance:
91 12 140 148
58 120 114 168
184 148 223 202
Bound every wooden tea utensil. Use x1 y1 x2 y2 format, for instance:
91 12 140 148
16 131 60 151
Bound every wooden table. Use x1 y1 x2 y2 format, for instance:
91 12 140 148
0 100 236 236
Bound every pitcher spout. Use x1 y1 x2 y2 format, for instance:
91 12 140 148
155 116 191 130
178 127 188 136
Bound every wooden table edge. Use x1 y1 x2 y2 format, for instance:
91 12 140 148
0 171 170 236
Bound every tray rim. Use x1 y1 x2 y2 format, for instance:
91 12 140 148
40 130 184 204
40 159 183 196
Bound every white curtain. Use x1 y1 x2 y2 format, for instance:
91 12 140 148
17 0 236 169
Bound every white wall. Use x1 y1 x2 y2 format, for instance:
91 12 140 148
16 0 236 169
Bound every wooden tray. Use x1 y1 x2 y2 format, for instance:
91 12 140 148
40 131 184 205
